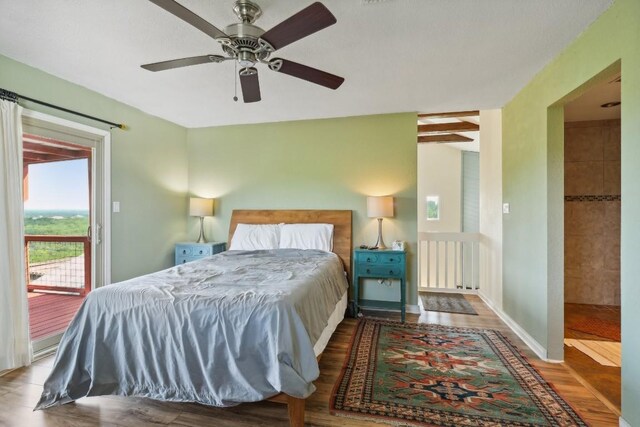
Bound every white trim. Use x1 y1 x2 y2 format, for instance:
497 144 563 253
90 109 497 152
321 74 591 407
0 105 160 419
360 304 421 315
619 417 631 427
22 109 110 138
21 109 111 288
406 304 420 314
477 292 554 362
419 287 478 295
101 132 111 287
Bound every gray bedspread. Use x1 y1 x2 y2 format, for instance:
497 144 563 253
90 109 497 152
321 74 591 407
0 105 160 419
35 249 348 409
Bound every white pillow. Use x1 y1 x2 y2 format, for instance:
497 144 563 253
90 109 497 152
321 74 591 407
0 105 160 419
279 223 334 252
229 223 281 250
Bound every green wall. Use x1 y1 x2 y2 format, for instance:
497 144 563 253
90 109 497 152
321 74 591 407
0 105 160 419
187 113 418 305
502 0 639 423
0 54 189 282
0 51 419 305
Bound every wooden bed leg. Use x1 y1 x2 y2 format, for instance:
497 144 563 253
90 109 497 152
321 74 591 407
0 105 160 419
286 395 305 427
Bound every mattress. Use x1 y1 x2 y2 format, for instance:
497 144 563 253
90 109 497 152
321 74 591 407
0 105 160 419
35 249 349 409
314 291 347 356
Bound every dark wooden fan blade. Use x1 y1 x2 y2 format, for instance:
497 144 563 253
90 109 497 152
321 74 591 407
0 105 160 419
240 68 261 103
148 0 227 40
269 59 344 90
260 2 336 51
141 55 224 72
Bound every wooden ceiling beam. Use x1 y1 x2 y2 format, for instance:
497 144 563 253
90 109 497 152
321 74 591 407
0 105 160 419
418 134 474 144
23 152 53 162
23 152 88 166
23 133 92 151
23 141 89 159
418 110 479 119
418 121 479 134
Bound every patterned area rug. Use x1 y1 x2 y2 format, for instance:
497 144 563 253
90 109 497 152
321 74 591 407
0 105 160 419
568 316 620 341
331 319 586 426
419 292 477 315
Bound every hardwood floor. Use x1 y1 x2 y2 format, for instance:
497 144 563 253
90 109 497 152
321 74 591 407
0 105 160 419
564 303 621 414
0 295 618 426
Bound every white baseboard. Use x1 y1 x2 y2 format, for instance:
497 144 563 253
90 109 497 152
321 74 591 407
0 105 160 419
418 287 478 295
478 292 551 361
406 304 420 314
619 416 631 427
361 304 420 315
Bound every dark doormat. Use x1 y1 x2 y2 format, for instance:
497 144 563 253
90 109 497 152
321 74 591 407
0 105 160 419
419 291 478 315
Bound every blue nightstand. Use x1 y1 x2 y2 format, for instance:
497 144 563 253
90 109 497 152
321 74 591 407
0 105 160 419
175 242 226 265
353 248 407 322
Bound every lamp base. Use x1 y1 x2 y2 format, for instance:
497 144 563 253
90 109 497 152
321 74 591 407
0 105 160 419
196 216 207 243
373 217 387 250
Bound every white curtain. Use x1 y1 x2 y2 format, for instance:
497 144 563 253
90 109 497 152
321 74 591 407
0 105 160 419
0 99 31 370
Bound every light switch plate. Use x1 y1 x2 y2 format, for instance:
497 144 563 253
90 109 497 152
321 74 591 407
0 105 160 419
502 203 510 214
113 201 120 213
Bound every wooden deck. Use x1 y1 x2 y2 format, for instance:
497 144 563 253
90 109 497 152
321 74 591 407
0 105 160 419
28 292 85 340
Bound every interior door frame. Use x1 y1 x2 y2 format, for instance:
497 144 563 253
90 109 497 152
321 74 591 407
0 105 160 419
22 109 111 354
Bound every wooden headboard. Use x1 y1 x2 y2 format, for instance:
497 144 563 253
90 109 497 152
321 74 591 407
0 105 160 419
228 210 353 280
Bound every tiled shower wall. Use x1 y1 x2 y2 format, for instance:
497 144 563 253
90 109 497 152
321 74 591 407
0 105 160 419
564 119 620 306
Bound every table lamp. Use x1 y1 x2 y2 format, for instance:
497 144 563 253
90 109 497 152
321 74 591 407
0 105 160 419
367 196 394 249
189 197 214 243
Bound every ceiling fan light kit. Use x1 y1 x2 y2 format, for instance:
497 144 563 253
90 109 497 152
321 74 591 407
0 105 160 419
143 0 344 103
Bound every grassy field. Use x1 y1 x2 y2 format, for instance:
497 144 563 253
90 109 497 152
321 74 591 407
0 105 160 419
25 213 88 264
24 216 88 236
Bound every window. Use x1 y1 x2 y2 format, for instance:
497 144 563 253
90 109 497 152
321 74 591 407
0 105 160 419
426 195 439 221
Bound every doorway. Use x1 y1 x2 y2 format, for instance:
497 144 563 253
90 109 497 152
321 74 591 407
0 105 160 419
562 72 621 413
417 111 481 298
21 110 111 355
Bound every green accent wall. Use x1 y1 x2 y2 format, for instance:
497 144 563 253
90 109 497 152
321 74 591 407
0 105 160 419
0 54 189 282
0 51 419 305
502 0 639 423
187 113 418 304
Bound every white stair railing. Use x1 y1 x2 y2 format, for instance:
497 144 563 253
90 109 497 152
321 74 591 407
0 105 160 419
418 232 481 291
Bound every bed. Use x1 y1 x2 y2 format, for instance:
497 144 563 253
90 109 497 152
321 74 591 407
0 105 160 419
35 209 352 427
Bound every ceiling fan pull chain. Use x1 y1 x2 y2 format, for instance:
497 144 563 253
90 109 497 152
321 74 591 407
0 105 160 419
233 61 238 102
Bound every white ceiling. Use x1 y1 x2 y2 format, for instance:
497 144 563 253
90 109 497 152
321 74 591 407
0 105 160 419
565 74 621 122
0 0 612 128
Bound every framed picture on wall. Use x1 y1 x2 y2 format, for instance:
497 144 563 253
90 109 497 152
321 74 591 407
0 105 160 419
426 195 439 220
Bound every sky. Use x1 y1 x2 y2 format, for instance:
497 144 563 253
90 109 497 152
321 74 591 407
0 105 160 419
23 159 89 211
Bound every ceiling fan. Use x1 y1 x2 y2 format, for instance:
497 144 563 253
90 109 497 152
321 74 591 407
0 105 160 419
141 0 345 103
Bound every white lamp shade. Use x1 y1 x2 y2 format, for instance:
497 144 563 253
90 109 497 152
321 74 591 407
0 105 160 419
367 196 394 218
189 197 214 217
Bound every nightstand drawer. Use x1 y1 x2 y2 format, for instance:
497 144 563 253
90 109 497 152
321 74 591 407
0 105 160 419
176 256 200 265
174 242 226 266
176 245 193 256
193 246 212 256
357 265 403 277
355 251 404 265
